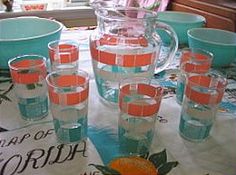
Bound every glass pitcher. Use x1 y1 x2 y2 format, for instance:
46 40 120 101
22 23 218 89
90 7 178 104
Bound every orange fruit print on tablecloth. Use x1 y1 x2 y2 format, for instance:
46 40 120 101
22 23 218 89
109 156 158 175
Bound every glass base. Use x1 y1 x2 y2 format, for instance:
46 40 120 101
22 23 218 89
18 96 48 121
54 118 87 144
179 130 210 142
179 115 212 142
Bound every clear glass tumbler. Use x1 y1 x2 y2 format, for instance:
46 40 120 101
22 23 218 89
48 39 79 72
176 48 213 104
8 54 48 121
118 77 163 155
46 69 89 143
179 71 227 142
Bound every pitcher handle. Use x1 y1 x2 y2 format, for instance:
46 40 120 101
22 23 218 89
154 22 178 74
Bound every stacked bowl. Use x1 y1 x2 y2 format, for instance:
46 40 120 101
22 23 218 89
156 11 236 67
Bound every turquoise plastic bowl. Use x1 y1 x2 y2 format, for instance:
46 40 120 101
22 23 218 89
188 28 236 67
157 11 206 46
0 17 63 69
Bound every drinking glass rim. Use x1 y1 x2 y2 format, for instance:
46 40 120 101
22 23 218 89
119 77 164 99
8 54 46 71
187 72 227 91
181 48 213 63
46 69 89 89
48 39 79 52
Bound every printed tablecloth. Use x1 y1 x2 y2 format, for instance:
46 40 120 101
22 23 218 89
0 28 235 175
